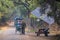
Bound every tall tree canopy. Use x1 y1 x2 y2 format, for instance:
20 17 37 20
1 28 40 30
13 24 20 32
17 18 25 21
0 0 14 18
0 0 60 25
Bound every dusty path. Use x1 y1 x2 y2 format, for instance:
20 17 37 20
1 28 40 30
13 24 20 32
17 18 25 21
0 22 55 40
0 26 54 40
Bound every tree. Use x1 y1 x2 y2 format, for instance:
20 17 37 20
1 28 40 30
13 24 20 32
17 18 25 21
0 0 14 18
0 0 14 24
12 0 39 17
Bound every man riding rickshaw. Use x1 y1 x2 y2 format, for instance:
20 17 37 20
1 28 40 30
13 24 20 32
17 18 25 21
14 17 23 34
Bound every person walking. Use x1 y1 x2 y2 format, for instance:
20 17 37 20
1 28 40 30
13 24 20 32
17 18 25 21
22 21 26 34
44 27 49 36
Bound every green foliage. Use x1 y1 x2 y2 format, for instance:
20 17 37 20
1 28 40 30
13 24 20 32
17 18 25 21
18 5 28 17
11 0 40 18
0 0 40 21
57 2 60 9
38 0 45 4
28 0 39 11
30 14 36 18
0 0 14 18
